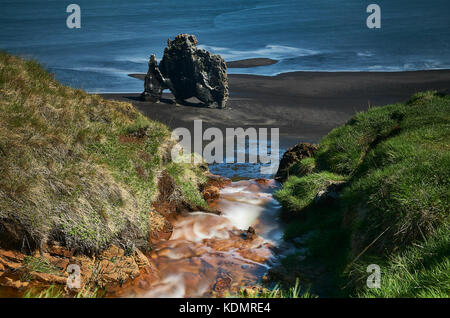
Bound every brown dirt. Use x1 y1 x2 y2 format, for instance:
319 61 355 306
0 243 155 297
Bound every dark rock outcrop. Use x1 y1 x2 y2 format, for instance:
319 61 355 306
275 143 319 182
141 55 166 102
142 34 229 108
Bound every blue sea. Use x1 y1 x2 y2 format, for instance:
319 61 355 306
1 0 449 93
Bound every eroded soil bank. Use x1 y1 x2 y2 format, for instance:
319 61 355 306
0 176 288 298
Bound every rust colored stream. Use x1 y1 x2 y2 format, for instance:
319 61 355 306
110 179 284 297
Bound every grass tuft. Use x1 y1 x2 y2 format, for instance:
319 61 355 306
232 279 317 298
24 256 60 275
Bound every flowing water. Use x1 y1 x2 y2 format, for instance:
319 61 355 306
112 179 285 297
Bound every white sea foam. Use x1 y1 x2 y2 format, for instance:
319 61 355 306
69 66 132 75
198 44 319 61
357 51 373 57
116 56 161 64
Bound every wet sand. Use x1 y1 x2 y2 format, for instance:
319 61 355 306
103 69 450 147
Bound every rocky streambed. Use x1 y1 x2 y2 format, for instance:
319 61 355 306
107 178 287 297
0 172 294 298
1 141 317 298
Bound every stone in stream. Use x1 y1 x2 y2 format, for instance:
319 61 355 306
202 185 220 202
141 34 229 108
243 226 256 240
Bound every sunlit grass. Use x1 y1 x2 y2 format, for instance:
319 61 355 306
23 285 102 298
0 51 207 254
232 279 317 298
275 90 450 297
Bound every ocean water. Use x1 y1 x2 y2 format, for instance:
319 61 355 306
1 0 449 92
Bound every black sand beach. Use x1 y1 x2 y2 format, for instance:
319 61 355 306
103 69 450 148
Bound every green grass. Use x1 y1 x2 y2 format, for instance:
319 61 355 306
0 52 206 254
275 91 450 297
357 225 450 298
274 171 346 216
232 279 317 298
166 162 208 209
23 285 65 298
23 256 60 275
288 157 317 176
23 285 102 298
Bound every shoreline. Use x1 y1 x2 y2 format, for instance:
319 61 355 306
128 68 450 83
129 68 450 80
102 68 450 148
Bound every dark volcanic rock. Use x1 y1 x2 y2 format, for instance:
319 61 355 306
142 34 228 108
275 143 319 182
141 54 167 102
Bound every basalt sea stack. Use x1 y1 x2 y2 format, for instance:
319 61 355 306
141 34 229 108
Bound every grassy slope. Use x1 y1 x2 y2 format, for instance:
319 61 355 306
275 91 450 297
0 52 206 254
